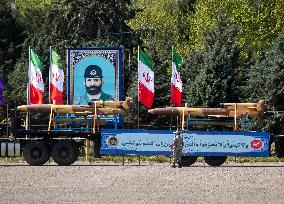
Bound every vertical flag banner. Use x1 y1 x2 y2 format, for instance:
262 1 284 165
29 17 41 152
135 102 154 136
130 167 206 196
138 49 154 108
0 79 4 105
29 49 44 104
170 48 183 106
50 50 64 104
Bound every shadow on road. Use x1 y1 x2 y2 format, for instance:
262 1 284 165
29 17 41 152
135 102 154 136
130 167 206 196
0 162 284 168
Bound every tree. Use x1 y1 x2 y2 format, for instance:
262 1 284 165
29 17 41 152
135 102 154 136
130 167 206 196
129 0 195 57
191 0 284 55
125 48 174 129
246 31 284 134
0 0 24 82
185 16 242 107
15 0 53 34
8 0 140 108
0 0 25 118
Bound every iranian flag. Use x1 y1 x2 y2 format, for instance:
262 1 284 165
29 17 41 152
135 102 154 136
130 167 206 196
138 49 154 108
49 50 64 104
29 49 44 104
170 48 183 106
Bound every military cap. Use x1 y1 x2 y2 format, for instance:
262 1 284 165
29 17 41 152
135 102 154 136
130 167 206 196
84 65 103 78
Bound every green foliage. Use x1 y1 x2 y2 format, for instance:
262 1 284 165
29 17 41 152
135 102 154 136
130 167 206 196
125 48 175 128
184 16 243 107
0 0 24 81
246 32 284 134
129 0 284 57
226 156 284 163
129 0 195 57
2 155 284 163
16 0 53 33
7 0 139 108
1 0 283 134
191 0 284 55
0 0 25 117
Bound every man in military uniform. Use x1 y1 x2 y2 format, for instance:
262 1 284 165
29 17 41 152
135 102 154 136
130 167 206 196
75 65 114 105
171 131 184 168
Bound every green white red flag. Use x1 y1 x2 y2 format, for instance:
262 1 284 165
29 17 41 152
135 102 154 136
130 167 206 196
49 50 64 104
29 49 44 104
138 48 154 108
170 48 183 106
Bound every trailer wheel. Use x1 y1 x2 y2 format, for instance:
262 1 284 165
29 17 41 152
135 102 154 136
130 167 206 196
51 141 78 166
275 140 284 157
181 156 197 166
204 156 227 166
23 141 50 166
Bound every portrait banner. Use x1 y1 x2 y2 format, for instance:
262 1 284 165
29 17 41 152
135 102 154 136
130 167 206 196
67 47 123 125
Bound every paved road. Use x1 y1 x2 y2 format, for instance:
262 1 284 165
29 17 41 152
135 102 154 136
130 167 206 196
0 161 284 204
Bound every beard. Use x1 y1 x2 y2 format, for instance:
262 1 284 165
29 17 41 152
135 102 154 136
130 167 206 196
86 85 102 95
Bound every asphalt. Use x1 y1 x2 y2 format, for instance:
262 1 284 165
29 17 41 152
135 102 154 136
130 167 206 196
0 161 284 204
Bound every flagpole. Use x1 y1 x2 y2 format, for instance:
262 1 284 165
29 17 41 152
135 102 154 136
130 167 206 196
171 46 174 130
26 47 30 130
49 46 51 104
173 47 180 130
137 46 140 129
6 104 9 138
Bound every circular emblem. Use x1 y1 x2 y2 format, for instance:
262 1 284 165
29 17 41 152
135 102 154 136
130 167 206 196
90 70 97 75
251 139 263 149
107 136 118 146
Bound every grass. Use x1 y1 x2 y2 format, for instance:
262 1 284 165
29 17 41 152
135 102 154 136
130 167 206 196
1 155 284 163
77 155 171 163
1 145 284 163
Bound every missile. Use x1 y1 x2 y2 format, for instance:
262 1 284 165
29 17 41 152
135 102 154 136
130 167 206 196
87 97 133 113
148 107 230 117
121 97 134 113
17 104 128 115
148 100 265 118
221 100 265 114
17 98 133 115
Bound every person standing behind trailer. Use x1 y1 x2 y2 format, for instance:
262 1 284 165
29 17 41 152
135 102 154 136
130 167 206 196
171 131 184 168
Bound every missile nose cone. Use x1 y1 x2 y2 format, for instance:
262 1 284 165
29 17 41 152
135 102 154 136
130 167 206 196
17 105 28 112
148 109 155 114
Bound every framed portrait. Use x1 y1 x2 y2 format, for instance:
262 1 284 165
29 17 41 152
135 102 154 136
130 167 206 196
67 47 123 125
67 47 123 105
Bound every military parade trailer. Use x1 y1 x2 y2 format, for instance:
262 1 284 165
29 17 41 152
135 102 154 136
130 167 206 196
0 108 283 166
0 98 283 166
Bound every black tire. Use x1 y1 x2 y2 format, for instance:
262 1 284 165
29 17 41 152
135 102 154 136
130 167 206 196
51 141 79 165
72 141 79 159
204 156 227 166
181 156 197 166
275 140 284 157
23 141 50 166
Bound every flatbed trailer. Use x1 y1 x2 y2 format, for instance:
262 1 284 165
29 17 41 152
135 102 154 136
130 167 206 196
0 115 283 166
0 116 100 165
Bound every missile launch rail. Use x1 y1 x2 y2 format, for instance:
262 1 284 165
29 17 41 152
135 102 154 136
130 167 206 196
1 103 284 166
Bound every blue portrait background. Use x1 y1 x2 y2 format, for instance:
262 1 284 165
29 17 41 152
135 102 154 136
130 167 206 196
67 47 123 126
73 55 115 104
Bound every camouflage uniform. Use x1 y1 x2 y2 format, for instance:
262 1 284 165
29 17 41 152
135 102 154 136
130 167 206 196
74 92 114 105
171 132 184 168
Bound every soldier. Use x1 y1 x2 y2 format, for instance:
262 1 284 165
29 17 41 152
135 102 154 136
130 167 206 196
171 131 184 168
74 65 114 105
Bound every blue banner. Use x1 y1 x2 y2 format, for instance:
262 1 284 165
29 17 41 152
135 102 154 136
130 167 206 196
101 129 270 157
